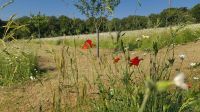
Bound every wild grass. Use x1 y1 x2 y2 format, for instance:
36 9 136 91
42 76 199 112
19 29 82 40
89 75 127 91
0 43 40 86
41 25 200 52
38 26 200 112
0 15 40 86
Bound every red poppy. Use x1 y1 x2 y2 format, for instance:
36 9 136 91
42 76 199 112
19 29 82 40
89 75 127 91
86 39 93 47
187 83 192 89
129 57 143 66
113 57 120 63
82 39 95 49
82 44 89 49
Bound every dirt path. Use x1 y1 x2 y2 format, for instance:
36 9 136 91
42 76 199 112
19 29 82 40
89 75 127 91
0 41 200 111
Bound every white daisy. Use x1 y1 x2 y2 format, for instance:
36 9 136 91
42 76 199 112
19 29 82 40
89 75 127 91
193 77 199 80
179 54 186 60
173 72 188 90
136 38 141 42
143 53 147 56
30 76 35 80
190 62 196 67
109 88 114 96
142 35 150 39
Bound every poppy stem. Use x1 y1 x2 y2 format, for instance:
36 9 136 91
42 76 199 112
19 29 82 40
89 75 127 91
138 88 150 112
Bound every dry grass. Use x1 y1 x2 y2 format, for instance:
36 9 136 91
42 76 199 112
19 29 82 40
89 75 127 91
0 40 200 111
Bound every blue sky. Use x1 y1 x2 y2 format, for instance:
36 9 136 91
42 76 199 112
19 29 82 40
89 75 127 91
0 0 199 20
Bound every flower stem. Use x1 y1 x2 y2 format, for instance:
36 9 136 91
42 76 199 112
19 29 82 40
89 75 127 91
138 88 151 112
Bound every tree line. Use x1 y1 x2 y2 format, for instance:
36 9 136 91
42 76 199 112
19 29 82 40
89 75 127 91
0 3 200 39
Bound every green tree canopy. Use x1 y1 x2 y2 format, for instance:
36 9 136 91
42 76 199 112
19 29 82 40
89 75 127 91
191 4 200 22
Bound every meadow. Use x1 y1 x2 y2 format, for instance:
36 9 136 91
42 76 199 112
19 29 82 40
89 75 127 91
41 24 200 50
0 23 200 112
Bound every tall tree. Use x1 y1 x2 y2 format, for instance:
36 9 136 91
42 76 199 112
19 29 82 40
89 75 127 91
29 12 48 47
29 12 48 38
58 15 72 35
148 14 160 28
15 16 31 38
191 4 200 23
159 8 194 27
108 18 121 31
47 16 59 37
74 0 120 57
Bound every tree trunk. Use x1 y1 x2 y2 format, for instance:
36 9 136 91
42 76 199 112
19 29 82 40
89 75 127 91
38 26 41 47
96 27 100 57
